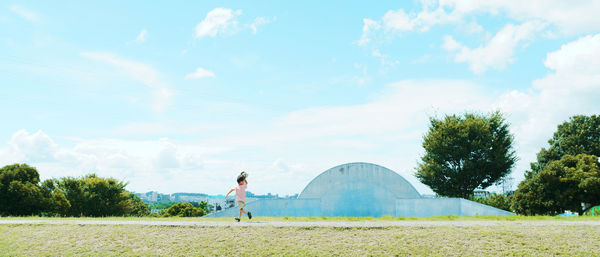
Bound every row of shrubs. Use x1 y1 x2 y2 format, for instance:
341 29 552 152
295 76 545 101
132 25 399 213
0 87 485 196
0 163 212 217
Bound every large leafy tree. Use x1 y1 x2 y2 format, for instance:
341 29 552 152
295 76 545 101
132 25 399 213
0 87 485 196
0 164 44 216
512 154 600 215
527 115 600 178
416 112 517 198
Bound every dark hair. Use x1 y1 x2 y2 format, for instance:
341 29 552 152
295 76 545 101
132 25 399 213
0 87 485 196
237 175 245 184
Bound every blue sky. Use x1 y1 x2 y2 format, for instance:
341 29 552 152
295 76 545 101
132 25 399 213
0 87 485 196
1 1 600 195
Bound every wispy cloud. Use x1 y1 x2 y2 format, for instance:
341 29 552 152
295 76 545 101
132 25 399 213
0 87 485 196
185 67 215 79
195 8 242 38
10 5 40 23
135 28 147 43
194 8 275 38
80 52 172 112
442 21 545 74
358 0 600 46
250 16 276 34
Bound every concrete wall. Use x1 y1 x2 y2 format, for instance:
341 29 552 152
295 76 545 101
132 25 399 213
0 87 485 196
205 198 321 217
395 198 514 217
459 198 515 216
208 198 514 217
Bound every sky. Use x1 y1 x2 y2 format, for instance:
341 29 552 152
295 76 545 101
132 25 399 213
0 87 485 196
1 1 600 196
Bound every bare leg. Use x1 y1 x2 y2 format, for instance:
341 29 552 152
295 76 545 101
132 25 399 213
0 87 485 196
239 208 248 219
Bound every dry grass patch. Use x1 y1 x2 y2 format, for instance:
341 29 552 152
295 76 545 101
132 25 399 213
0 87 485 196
1 223 599 256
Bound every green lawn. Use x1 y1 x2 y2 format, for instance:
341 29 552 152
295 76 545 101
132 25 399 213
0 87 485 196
1 217 599 256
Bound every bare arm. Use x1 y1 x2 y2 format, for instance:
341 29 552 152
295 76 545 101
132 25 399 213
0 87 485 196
224 188 235 199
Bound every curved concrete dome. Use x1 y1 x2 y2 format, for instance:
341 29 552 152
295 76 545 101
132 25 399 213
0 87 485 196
298 162 421 216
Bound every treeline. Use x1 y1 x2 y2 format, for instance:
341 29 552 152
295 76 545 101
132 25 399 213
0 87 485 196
416 113 600 215
148 201 212 217
0 163 213 217
0 164 149 217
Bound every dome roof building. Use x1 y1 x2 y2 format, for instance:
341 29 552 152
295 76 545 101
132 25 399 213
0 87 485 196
298 163 421 216
207 162 514 217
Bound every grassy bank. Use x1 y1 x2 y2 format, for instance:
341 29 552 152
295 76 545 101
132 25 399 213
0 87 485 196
1 222 599 256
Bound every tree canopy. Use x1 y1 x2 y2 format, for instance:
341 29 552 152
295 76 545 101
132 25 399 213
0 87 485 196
43 174 148 217
0 163 149 217
512 154 600 215
527 115 600 178
0 164 44 216
161 202 207 217
415 112 517 198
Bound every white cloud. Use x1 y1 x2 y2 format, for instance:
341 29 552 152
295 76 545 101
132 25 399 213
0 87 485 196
195 8 242 38
0 130 210 193
1 130 58 163
274 80 492 138
80 52 173 112
185 67 215 79
357 18 380 46
269 158 290 173
358 5 461 45
359 0 600 46
382 9 416 32
250 16 275 34
463 20 484 34
194 8 275 38
372 49 399 70
152 138 204 171
543 34 600 76
10 5 39 23
154 139 180 169
443 21 545 74
135 29 147 43
437 0 600 35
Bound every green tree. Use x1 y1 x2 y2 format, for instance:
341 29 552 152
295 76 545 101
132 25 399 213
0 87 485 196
148 201 178 210
527 115 600 178
196 201 213 214
512 154 600 215
148 201 212 214
45 174 149 217
40 178 71 216
163 202 206 217
416 112 517 198
126 193 150 217
0 164 44 216
470 194 512 212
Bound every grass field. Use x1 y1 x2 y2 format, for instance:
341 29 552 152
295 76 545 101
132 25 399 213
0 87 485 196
2 214 600 221
1 217 600 256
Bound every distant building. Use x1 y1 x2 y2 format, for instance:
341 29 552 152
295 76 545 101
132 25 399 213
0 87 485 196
473 190 491 198
139 191 172 202
171 193 208 202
